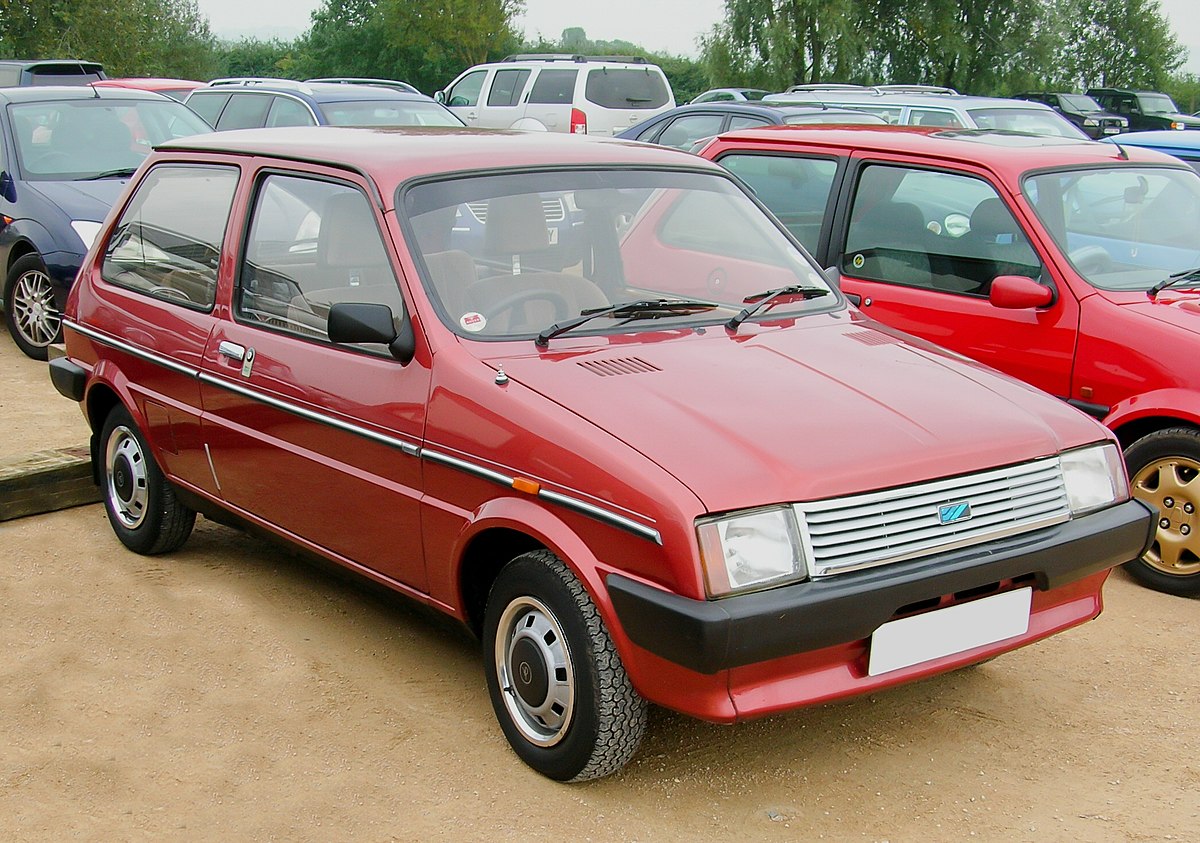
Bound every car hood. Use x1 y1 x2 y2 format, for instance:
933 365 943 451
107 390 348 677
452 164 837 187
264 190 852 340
482 319 1104 513
1100 288 1200 334
25 178 128 222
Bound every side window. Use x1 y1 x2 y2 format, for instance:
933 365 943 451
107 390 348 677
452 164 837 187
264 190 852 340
447 70 487 107
186 92 230 127
487 69 531 107
727 116 771 131
527 70 579 104
656 114 725 149
237 175 402 346
844 165 1042 296
102 164 238 308
720 153 838 254
909 108 963 128
217 94 272 130
266 96 316 128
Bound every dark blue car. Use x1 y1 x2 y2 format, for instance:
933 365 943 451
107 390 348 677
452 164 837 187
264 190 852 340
0 86 211 358
617 101 887 150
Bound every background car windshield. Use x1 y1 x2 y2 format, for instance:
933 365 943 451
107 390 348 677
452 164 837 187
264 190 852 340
1140 94 1179 114
322 100 462 127
1061 94 1103 112
402 169 835 340
967 107 1084 138
11 100 211 180
584 69 670 109
1023 166 1200 290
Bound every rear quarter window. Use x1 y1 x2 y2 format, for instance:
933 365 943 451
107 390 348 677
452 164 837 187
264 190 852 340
584 69 669 109
527 70 578 105
102 164 239 308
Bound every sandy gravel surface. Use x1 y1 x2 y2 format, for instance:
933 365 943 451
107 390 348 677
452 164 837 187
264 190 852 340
0 328 1197 841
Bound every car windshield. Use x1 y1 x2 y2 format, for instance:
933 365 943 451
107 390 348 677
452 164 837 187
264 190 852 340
1061 94 1102 112
783 111 885 125
402 169 838 341
1023 166 1200 291
967 107 1085 138
10 99 211 181
321 100 462 127
1139 94 1179 114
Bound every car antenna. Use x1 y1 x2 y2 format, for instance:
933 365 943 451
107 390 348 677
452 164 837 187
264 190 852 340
1113 142 1129 160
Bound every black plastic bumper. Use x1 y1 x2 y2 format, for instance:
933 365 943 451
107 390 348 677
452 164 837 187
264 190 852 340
48 353 86 403
607 498 1155 675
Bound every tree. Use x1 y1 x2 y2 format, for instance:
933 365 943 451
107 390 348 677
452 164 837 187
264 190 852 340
1058 0 1185 90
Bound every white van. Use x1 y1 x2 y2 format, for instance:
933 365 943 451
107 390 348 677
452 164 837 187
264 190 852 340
437 54 675 135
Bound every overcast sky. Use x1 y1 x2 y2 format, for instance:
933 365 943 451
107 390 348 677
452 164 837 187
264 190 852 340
194 0 1200 74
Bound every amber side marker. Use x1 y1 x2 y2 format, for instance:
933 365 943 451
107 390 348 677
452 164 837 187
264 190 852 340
512 477 541 495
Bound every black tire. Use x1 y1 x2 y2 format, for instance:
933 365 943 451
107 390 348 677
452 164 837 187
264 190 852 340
99 405 196 555
483 550 647 781
4 253 62 360
1124 428 1200 597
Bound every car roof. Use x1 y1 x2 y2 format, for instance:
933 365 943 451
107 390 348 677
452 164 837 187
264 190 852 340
0 85 170 103
709 125 1188 171
0 58 103 69
190 80 436 104
93 77 202 90
158 126 723 186
765 91 1057 110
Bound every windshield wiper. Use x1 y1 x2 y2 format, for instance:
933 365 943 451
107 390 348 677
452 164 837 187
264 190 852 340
726 285 830 332
535 298 719 347
83 167 138 181
1148 266 1200 297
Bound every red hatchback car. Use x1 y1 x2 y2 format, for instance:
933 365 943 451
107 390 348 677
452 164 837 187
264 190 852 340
700 126 1200 597
51 127 1152 780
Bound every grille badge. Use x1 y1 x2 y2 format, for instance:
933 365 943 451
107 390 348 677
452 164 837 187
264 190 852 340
938 501 973 525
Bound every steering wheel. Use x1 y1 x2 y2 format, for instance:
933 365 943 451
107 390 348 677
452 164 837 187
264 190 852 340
1069 245 1114 275
483 288 572 329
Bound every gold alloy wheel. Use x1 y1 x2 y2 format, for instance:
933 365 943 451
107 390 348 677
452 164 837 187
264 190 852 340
1131 455 1200 578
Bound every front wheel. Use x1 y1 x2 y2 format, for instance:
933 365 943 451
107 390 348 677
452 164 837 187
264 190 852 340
1124 428 1200 597
4 253 63 360
100 405 196 555
483 550 647 781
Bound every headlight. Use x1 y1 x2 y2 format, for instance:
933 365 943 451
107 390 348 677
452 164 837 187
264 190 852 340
696 506 808 598
70 220 104 250
1083 117 1099 126
1061 443 1129 515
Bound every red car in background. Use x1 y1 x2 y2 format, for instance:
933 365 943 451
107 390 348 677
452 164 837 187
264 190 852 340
92 77 203 102
699 125 1200 596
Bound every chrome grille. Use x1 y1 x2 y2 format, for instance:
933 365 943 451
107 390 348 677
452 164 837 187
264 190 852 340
797 457 1070 577
466 198 566 224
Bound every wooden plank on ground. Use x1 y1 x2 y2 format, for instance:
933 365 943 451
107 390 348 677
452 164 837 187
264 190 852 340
0 446 100 521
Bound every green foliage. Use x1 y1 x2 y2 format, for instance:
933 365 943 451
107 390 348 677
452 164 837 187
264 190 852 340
1165 73 1200 114
0 0 219 80
1057 0 1184 90
216 38 302 79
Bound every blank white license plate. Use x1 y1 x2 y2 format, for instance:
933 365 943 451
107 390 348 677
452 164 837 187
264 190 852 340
868 587 1032 676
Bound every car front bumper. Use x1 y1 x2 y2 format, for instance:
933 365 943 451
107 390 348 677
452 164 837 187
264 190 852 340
607 498 1154 676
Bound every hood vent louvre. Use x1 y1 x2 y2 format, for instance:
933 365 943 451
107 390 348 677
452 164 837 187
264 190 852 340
847 330 900 347
577 357 662 377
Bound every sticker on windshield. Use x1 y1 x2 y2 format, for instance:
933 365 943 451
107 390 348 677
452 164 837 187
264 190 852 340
460 312 487 333
852 253 865 269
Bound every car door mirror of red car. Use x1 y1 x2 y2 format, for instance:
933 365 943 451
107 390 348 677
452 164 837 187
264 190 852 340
328 301 416 365
989 275 1055 310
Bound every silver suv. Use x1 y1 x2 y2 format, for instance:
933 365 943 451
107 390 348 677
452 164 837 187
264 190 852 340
763 85 1087 138
436 54 675 135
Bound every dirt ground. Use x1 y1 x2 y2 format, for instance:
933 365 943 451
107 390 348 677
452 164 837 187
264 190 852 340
1 331 1197 842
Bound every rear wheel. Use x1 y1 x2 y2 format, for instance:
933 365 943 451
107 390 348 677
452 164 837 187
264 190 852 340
1124 428 1200 597
100 405 195 555
483 550 647 781
5 254 62 360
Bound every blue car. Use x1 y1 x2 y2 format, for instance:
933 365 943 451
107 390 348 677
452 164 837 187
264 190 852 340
0 86 212 358
617 101 887 150
1104 130 1200 173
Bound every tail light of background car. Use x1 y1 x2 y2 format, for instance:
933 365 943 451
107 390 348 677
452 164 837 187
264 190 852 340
570 107 588 135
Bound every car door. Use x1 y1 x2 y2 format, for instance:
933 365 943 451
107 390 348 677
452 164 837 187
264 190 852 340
198 168 432 591
476 67 531 129
832 157 1080 398
521 68 578 132
443 69 490 127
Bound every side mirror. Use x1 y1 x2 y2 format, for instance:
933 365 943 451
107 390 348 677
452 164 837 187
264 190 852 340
0 171 15 202
328 301 416 365
989 275 1054 310
822 265 841 291
434 90 446 104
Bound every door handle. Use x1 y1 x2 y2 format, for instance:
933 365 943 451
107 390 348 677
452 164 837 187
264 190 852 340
218 341 245 361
